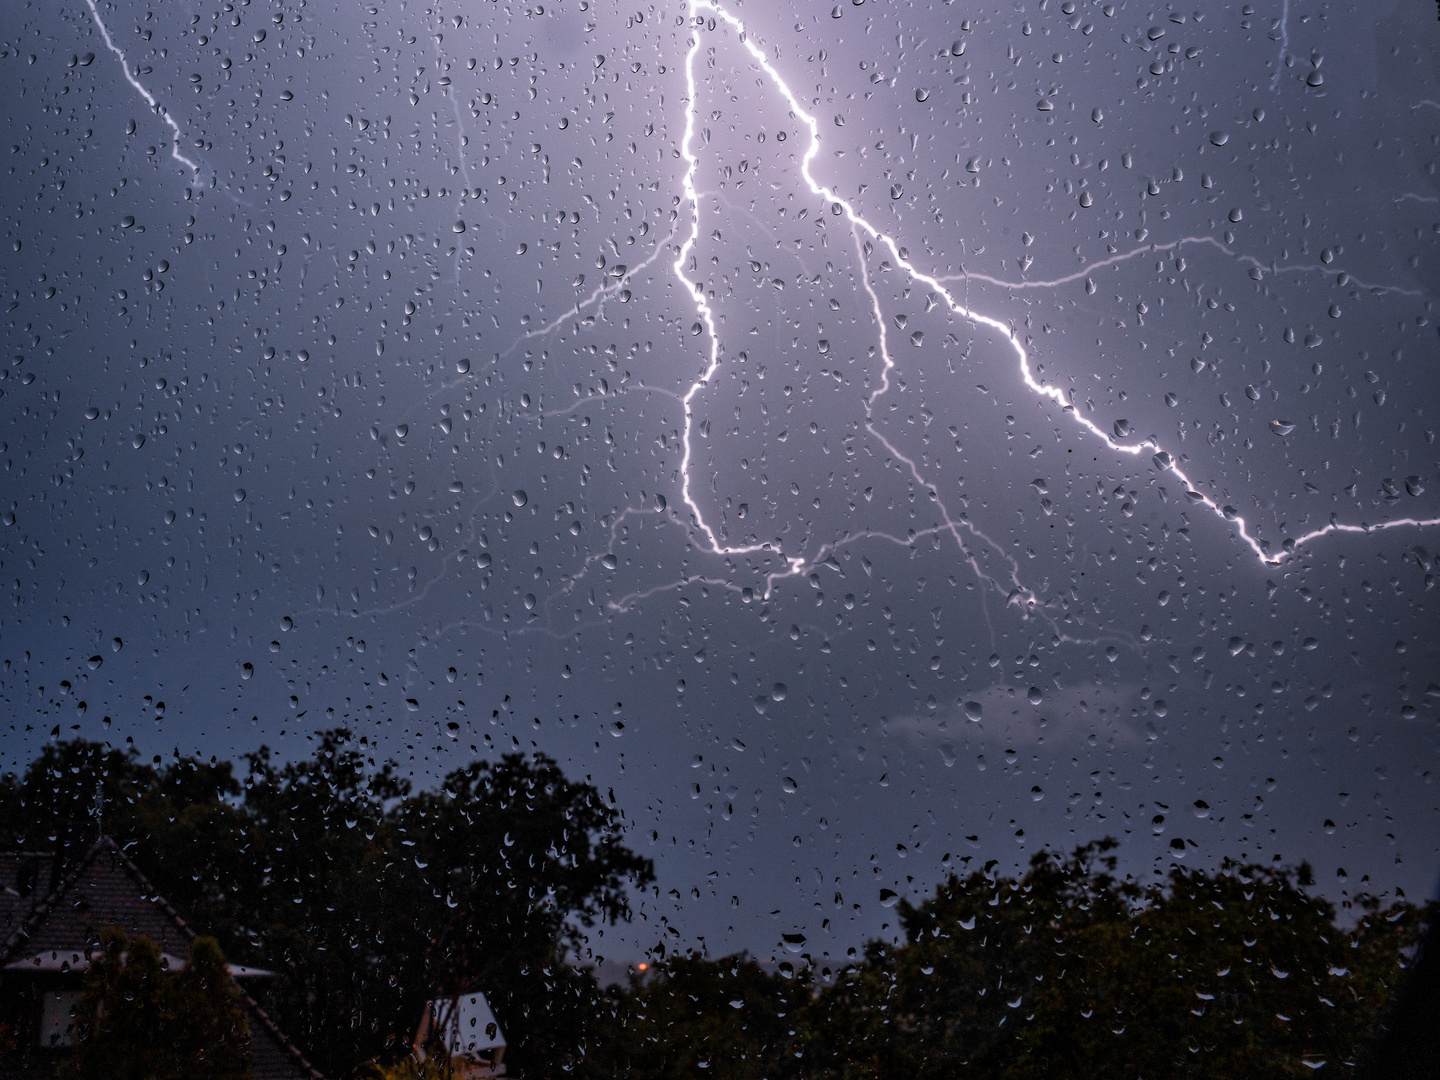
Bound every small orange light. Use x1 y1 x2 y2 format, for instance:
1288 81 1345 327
636 963 648 971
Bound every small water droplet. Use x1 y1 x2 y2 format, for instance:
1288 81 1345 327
512 489 528 507
1208 130 1229 146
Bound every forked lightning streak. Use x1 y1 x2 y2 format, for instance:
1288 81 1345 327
82 0 199 177
671 0 1440 606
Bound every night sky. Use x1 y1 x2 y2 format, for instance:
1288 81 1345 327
2 0 1438 971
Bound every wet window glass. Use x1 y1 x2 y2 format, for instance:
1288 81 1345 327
1 1 1436 1075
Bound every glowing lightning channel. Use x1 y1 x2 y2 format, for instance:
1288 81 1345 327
1270 0 1290 92
82 0 200 177
673 0 1440 592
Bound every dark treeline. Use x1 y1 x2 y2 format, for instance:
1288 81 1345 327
586 841 1428 1080
1 738 1429 1079
0 734 653 1078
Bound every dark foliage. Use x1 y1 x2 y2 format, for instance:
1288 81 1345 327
0 735 653 1079
587 953 806 1080
796 842 1423 1080
582 842 1424 1080
65 930 254 1080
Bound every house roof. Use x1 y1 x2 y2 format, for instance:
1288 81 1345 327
0 853 58 942
4 948 274 977
425 992 507 1053
0 836 322 1080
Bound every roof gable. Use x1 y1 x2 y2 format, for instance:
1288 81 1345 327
0 837 322 1080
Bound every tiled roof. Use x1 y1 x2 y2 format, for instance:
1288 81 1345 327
0 852 56 943
0 836 323 1080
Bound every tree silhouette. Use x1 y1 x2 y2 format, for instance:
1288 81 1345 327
795 842 1422 1080
65 930 253 1080
1 734 654 1078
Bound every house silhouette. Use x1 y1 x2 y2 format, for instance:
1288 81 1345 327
0 835 320 1079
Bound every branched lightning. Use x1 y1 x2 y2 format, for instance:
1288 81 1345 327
82 0 199 177
667 0 1440 606
340 1 1440 643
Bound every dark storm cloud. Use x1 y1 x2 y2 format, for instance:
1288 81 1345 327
1 0 1437 965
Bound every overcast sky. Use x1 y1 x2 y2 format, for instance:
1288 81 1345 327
2 0 1438 971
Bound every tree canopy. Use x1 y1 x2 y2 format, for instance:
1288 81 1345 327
0 733 653 1078
2 740 1424 1079
582 841 1425 1080
65 930 254 1080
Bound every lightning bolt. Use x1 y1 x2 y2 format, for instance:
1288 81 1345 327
82 0 200 178
668 0 1439 611
1270 0 1290 92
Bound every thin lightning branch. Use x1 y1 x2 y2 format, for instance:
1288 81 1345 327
83 0 199 177
850 225 1038 611
673 0 1440 592
937 234 1424 298
1270 0 1289 93
434 31 471 303
501 239 673 358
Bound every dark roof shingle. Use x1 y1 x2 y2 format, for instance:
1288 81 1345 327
0 837 322 1080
